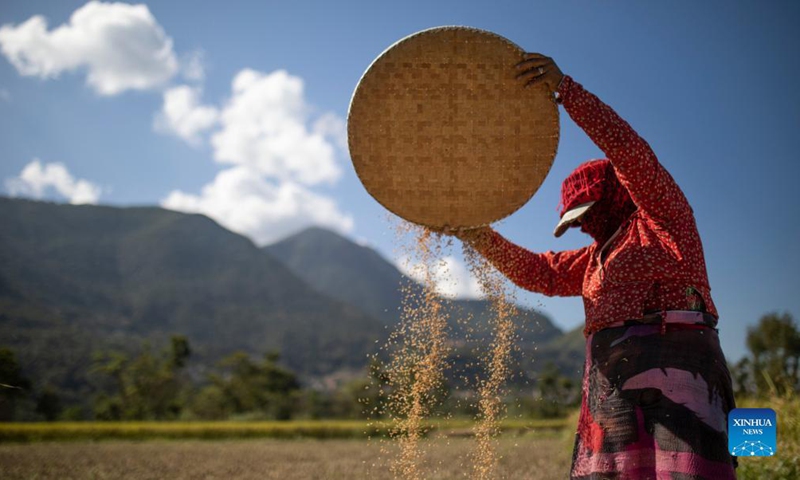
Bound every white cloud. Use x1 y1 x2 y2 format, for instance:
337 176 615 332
396 254 483 300
162 68 352 245
0 88 9 102
0 1 178 95
161 166 353 245
5 159 102 204
180 49 205 82
154 85 218 146
355 236 373 248
313 112 348 151
210 69 341 185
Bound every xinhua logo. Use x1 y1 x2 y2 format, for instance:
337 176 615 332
728 408 777 457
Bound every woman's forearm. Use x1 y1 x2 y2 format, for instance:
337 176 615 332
462 228 588 297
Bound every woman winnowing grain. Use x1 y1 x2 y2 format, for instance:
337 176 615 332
447 53 738 479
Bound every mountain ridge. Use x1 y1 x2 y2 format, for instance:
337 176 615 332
263 226 584 381
265 226 563 341
0 197 384 402
0 197 586 410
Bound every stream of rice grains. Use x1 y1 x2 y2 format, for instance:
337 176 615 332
369 222 523 480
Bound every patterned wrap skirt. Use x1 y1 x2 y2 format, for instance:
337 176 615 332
570 311 738 479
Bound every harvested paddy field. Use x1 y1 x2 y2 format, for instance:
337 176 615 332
0 437 572 479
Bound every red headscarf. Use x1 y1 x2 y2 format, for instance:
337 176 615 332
558 159 636 244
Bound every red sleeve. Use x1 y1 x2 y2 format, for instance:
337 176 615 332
557 76 690 222
471 229 590 297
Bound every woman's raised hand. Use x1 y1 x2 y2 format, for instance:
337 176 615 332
516 53 564 94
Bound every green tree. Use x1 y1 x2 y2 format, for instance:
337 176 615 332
745 312 800 395
0 348 31 421
170 336 191 369
190 384 229 420
296 360 394 420
35 386 62 421
536 362 579 418
93 335 192 420
730 357 754 397
191 351 300 420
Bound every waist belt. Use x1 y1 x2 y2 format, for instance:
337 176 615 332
607 310 718 334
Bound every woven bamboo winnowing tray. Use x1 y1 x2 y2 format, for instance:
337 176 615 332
348 26 559 229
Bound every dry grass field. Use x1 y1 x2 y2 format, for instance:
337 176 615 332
1 393 795 479
0 436 572 479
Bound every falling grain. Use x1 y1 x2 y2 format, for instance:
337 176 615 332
372 221 523 479
380 224 452 480
464 243 518 480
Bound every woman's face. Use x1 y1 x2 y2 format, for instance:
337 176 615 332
577 202 608 239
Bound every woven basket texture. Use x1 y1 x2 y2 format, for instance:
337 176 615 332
348 26 559 228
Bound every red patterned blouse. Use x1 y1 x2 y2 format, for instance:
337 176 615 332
475 76 717 336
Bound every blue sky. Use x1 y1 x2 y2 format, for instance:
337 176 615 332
0 1 798 361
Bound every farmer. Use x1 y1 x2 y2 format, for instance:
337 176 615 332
447 54 737 479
